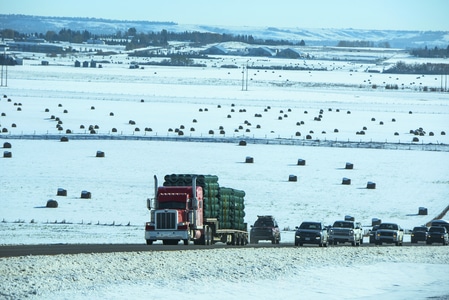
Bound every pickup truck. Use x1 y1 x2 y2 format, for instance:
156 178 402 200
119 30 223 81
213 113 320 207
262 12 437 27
375 223 404 246
294 221 329 247
328 220 363 246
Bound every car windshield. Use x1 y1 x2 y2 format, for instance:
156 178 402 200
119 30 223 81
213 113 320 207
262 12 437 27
333 221 353 228
254 219 273 227
413 227 427 232
300 223 320 230
429 227 445 233
379 223 398 230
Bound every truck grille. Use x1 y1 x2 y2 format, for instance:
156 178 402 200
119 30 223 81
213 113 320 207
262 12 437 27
156 211 177 229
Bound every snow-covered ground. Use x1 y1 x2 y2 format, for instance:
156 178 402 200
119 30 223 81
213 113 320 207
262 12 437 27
0 50 448 299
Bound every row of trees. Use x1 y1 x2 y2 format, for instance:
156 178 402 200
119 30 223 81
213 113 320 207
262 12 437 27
1 28 303 50
385 61 449 74
337 40 391 48
410 46 449 58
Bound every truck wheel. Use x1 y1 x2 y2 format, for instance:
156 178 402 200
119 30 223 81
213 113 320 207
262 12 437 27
146 239 153 245
294 240 299 246
183 239 189 245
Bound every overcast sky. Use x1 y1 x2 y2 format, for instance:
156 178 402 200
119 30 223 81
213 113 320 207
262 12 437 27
2 0 448 31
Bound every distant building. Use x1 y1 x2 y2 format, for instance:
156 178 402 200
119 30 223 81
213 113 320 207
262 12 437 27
277 48 304 59
247 47 275 57
201 45 229 55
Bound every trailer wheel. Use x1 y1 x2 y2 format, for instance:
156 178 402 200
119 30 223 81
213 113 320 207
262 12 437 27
204 225 212 245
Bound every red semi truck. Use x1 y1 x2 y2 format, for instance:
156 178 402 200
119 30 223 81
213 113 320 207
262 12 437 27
145 174 248 246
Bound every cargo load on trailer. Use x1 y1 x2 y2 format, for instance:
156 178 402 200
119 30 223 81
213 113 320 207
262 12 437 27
145 174 248 246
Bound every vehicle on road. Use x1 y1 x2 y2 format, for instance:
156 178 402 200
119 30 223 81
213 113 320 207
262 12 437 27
250 215 281 244
295 221 329 247
375 223 404 246
411 226 428 243
329 220 363 246
145 174 248 246
426 226 449 245
369 225 380 244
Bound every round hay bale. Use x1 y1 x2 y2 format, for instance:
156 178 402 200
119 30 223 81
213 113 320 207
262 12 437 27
367 181 376 189
60 136 69 142
141 99 145 103
347 111 351 114
227 114 232 118
3 142 11 148
306 134 312 140
135 127 140 132
178 130 184 136
295 131 301 137
65 129 72 134
90 129 96 134
208 130 214 134
345 162 354 169
429 132 434 136
112 128 117 133
371 117 376 121
288 175 297 182
58 104 63 107
2 128 8 133
190 127 195 131
441 131 446 135
245 129 251 132
57 188 67 196
3 151 12 158
63 109 68 113
239 140 247 146
256 124 261 129
418 207 428 215
192 119 197 123
80 190 91 199
91 106 95 110
45 108 50 112
278 116 283 120
96 150 105 157
297 159 306 166
1 112 5 116
409 111 413 114
129 120 136 125
379 121 384 125
334 128 339 133
11 123 16 127
245 156 254 163
46 199 58 208
394 132 399 136
80 125 85 129
109 112 114 116
412 137 419 142
372 218 382 226
392 118 396 122
342 177 351 185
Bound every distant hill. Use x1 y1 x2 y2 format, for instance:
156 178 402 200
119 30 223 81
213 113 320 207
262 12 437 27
1 14 448 48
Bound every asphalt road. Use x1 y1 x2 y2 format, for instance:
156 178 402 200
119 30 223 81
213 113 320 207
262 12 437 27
0 242 427 257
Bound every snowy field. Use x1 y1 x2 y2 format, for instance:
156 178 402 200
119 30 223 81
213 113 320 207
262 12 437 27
1 49 449 299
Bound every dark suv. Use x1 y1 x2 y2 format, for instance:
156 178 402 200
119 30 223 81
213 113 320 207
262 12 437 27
427 226 449 245
250 215 281 244
411 226 428 243
295 221 329 247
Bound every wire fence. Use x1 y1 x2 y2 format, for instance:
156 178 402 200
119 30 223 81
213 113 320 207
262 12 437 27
2 132 448 152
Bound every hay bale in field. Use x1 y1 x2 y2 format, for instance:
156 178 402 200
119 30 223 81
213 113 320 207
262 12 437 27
334 129 339 133
295 131 301 136
63 109 68 113
345 162 354 169
178 130 184 136
3 151 12 158
345 215 355 221
91 106 95 110
306 134 312 139
441 131 446 135
66 129 72 134
429 132 434 136
372 218 381 226
366 181 376 189
239 140 247 146
394 132 399 136
112 128 117 133
46 199 58 208
96 151 105 157
412 137 419 142
80 190 91 199
288 175 297 182
2 128 8 133
57 188 67 196
3 142 11 148
418 207 428 215
208 130 214 134
109 112 114 116
60 136 69 142
342 177 351 185
297 159 306 166
245 156 254 163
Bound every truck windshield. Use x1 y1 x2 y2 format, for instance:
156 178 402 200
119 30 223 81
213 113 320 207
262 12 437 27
300 223 320 230
158 202 187 209
333 222 353 228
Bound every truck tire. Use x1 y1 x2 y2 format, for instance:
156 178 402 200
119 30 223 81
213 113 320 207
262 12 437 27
146 239 153 245
183 239 189 245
